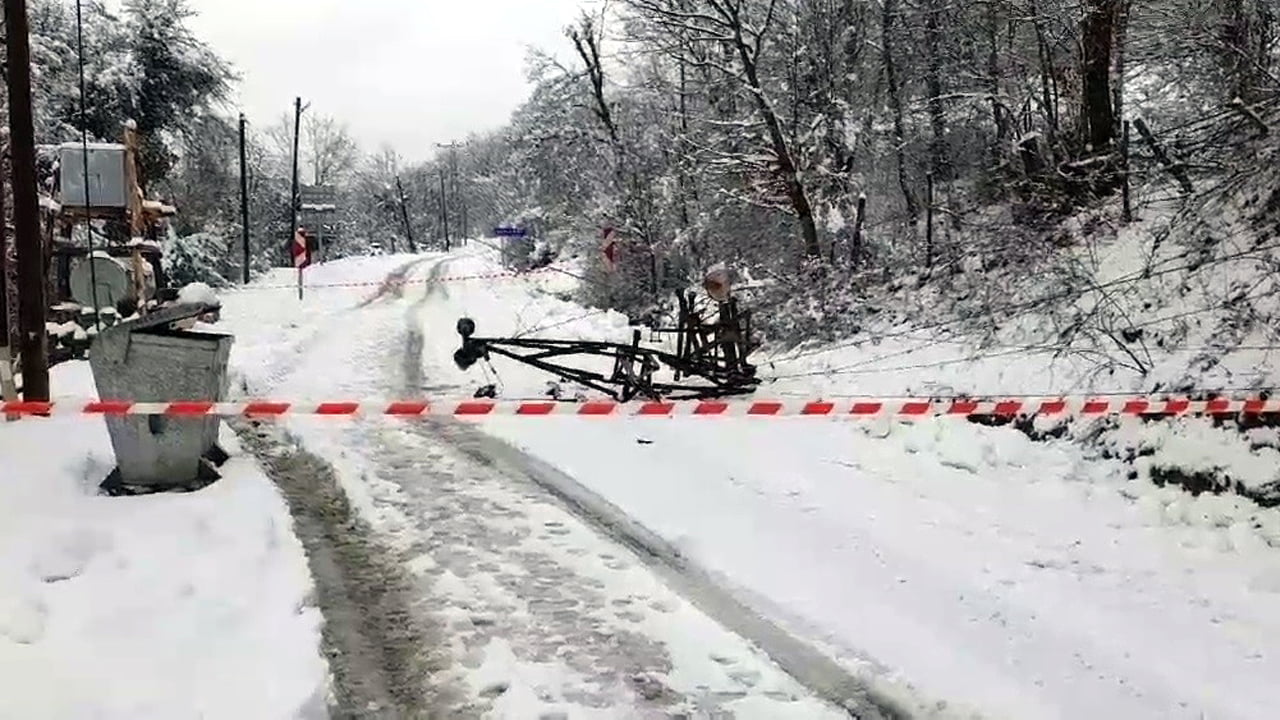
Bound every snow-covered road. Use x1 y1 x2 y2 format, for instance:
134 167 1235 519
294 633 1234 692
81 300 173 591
222 246 1280 720
224 252 848 718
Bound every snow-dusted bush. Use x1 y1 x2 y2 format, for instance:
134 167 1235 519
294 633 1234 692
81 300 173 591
164 232 231 289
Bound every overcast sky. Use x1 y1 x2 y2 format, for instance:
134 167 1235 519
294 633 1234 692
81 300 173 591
185 0 589 163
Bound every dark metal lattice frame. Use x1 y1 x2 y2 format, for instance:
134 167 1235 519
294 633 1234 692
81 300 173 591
454 292 760 401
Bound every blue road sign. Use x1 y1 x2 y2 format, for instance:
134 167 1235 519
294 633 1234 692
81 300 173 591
494 226 527 238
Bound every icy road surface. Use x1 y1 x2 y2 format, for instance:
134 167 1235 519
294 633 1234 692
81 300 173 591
223 253 849 718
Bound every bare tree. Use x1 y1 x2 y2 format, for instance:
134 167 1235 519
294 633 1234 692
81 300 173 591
626 0 823 258
1217 0 1278 102
881 0 919 224
1082 0 1120 151
304 115 359 186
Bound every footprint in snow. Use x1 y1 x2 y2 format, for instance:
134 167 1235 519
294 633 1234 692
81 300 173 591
647 599 675 613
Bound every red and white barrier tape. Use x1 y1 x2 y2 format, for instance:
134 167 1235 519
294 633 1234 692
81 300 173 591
3 396 1278 418
243 267 557 292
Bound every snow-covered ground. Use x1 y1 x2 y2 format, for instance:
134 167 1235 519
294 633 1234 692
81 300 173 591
0 364 329 719
373 244 1280 720
221 251 847 718
13 231 1279 718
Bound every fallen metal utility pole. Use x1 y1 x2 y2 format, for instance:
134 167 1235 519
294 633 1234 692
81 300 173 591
4 0 50 401
239 113 251 283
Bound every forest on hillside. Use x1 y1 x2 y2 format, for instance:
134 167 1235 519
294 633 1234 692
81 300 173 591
3 0 1278 344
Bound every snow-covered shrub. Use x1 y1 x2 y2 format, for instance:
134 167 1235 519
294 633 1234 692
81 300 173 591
164 232 231 289
754 263 876 346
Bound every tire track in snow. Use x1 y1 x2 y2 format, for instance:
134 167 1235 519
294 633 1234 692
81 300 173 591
245 256 436 398
402 259 452 395
380 262 730 715
235 421 471 719
244 256 853 718
357 256 439 308
397 259 874 718
422 418 910 720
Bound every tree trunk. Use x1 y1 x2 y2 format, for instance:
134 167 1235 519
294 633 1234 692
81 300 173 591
730 21 821 258
1219 0 1276 103
1028 0 1061 151
677 56 691 232
924 0 949 181
569 15 620 146
986 0 1006 168
882 0 919 224
1111 0 1131 139
1082 0 1119 151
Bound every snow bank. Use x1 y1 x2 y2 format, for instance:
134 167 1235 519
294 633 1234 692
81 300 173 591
481 415 1280 720
0 363 329 719
178 281 220 306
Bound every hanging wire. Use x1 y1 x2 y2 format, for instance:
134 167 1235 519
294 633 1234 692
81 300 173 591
74 0 101 331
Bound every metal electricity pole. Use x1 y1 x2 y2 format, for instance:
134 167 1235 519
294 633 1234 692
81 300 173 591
4 0 49 401
239 113 251 283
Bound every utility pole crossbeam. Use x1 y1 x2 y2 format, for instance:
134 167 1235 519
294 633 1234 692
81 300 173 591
4 0 50 401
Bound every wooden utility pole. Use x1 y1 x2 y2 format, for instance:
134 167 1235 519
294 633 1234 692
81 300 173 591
288 97 304 266
394 175 416 253
5 0 49 401
74 0 100 331
435 141 465 244
239 113 251 283
1 137 17 410
437 166 451 251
